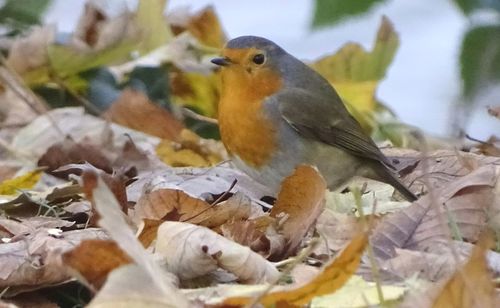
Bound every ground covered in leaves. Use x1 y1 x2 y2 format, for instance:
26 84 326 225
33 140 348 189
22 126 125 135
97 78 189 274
1 1 500 307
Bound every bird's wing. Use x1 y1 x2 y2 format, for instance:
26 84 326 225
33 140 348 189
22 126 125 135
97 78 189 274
274 88 391 165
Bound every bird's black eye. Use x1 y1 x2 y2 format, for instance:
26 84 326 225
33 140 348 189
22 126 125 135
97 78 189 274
252 53 265 65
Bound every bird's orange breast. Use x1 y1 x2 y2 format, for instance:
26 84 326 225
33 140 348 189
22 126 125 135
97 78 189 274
217 51 283 167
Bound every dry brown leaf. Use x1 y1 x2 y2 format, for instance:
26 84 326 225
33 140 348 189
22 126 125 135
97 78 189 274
0 292 58 308
104 88 183 141
315 209 361 256
62 239 131 290
127 164 272 203
371 165 498 260
154 221 279 283
64 165 130 227
38 137 113 176
135 188 211 222
221 216 285 258
11 107 160 160
269 165 326 259
384 149 500 194
0 217 74 237
431 234 497 308
476 136 500 157
0 228 108 295
222 233 367 306
137 219 163 248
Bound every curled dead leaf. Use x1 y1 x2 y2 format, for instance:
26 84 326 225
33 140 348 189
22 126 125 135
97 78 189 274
155 221 280 283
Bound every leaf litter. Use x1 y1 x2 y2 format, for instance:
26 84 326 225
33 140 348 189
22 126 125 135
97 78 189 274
0 2 499 307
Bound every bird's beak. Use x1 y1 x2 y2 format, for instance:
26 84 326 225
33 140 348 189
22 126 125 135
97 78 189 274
211 57 231 66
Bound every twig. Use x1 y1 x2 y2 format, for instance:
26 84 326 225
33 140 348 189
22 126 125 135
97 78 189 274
244 237 320 308
181 107 218 125
352 186 385 304
0 54 66 138
52 75 103 116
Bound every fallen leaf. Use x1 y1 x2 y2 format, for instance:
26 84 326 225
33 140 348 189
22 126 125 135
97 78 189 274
223 233 368 306
11 107 160 160
476 136 500 157
419 233 497 308
104 88 183 141
38 137 112 176
88 264 190 308
155 221 280 283
0 169 42 196
0 227 108 295
62 239 131 290
84 169 185 299
311 275 407 307
371 165 498 260
221 216 285 258
384 148 500 194
314 209 361 256
270 165 326 259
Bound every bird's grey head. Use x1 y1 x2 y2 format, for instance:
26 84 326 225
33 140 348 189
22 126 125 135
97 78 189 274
211 36 286 69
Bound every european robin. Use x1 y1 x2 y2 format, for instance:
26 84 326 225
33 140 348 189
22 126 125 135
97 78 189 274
212 36 417 201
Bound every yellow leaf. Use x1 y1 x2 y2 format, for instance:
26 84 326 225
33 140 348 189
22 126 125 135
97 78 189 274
312 276 406 307
0 169 42 195
310 16 398 129
223 233 368 307
170 70 220 117
155 129 223 167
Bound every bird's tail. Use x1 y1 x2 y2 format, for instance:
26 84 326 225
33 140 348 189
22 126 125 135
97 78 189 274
373 164 418 202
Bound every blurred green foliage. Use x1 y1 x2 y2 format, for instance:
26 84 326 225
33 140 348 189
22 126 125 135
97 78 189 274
460 25 500 98
0 0 52 35
312 0 500 111
312 0 385 28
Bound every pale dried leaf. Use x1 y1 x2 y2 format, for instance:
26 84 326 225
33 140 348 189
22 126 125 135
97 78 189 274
88 172 186 302
384 149 500 194
315 209 360 254
88 264 190 308
7 26 55 75
0 228 107 295
155 221 280 283
371 165 498 260
11 107 160 160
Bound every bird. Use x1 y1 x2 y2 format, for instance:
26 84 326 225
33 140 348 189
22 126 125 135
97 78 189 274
211 36 417 201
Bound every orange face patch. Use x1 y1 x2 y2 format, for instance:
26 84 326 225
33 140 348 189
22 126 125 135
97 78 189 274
217 48 283 167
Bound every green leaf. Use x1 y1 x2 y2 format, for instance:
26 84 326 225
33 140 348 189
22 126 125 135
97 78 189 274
0 0 52 30
312 0 387 28
460 25 500 98
452 0 500 15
